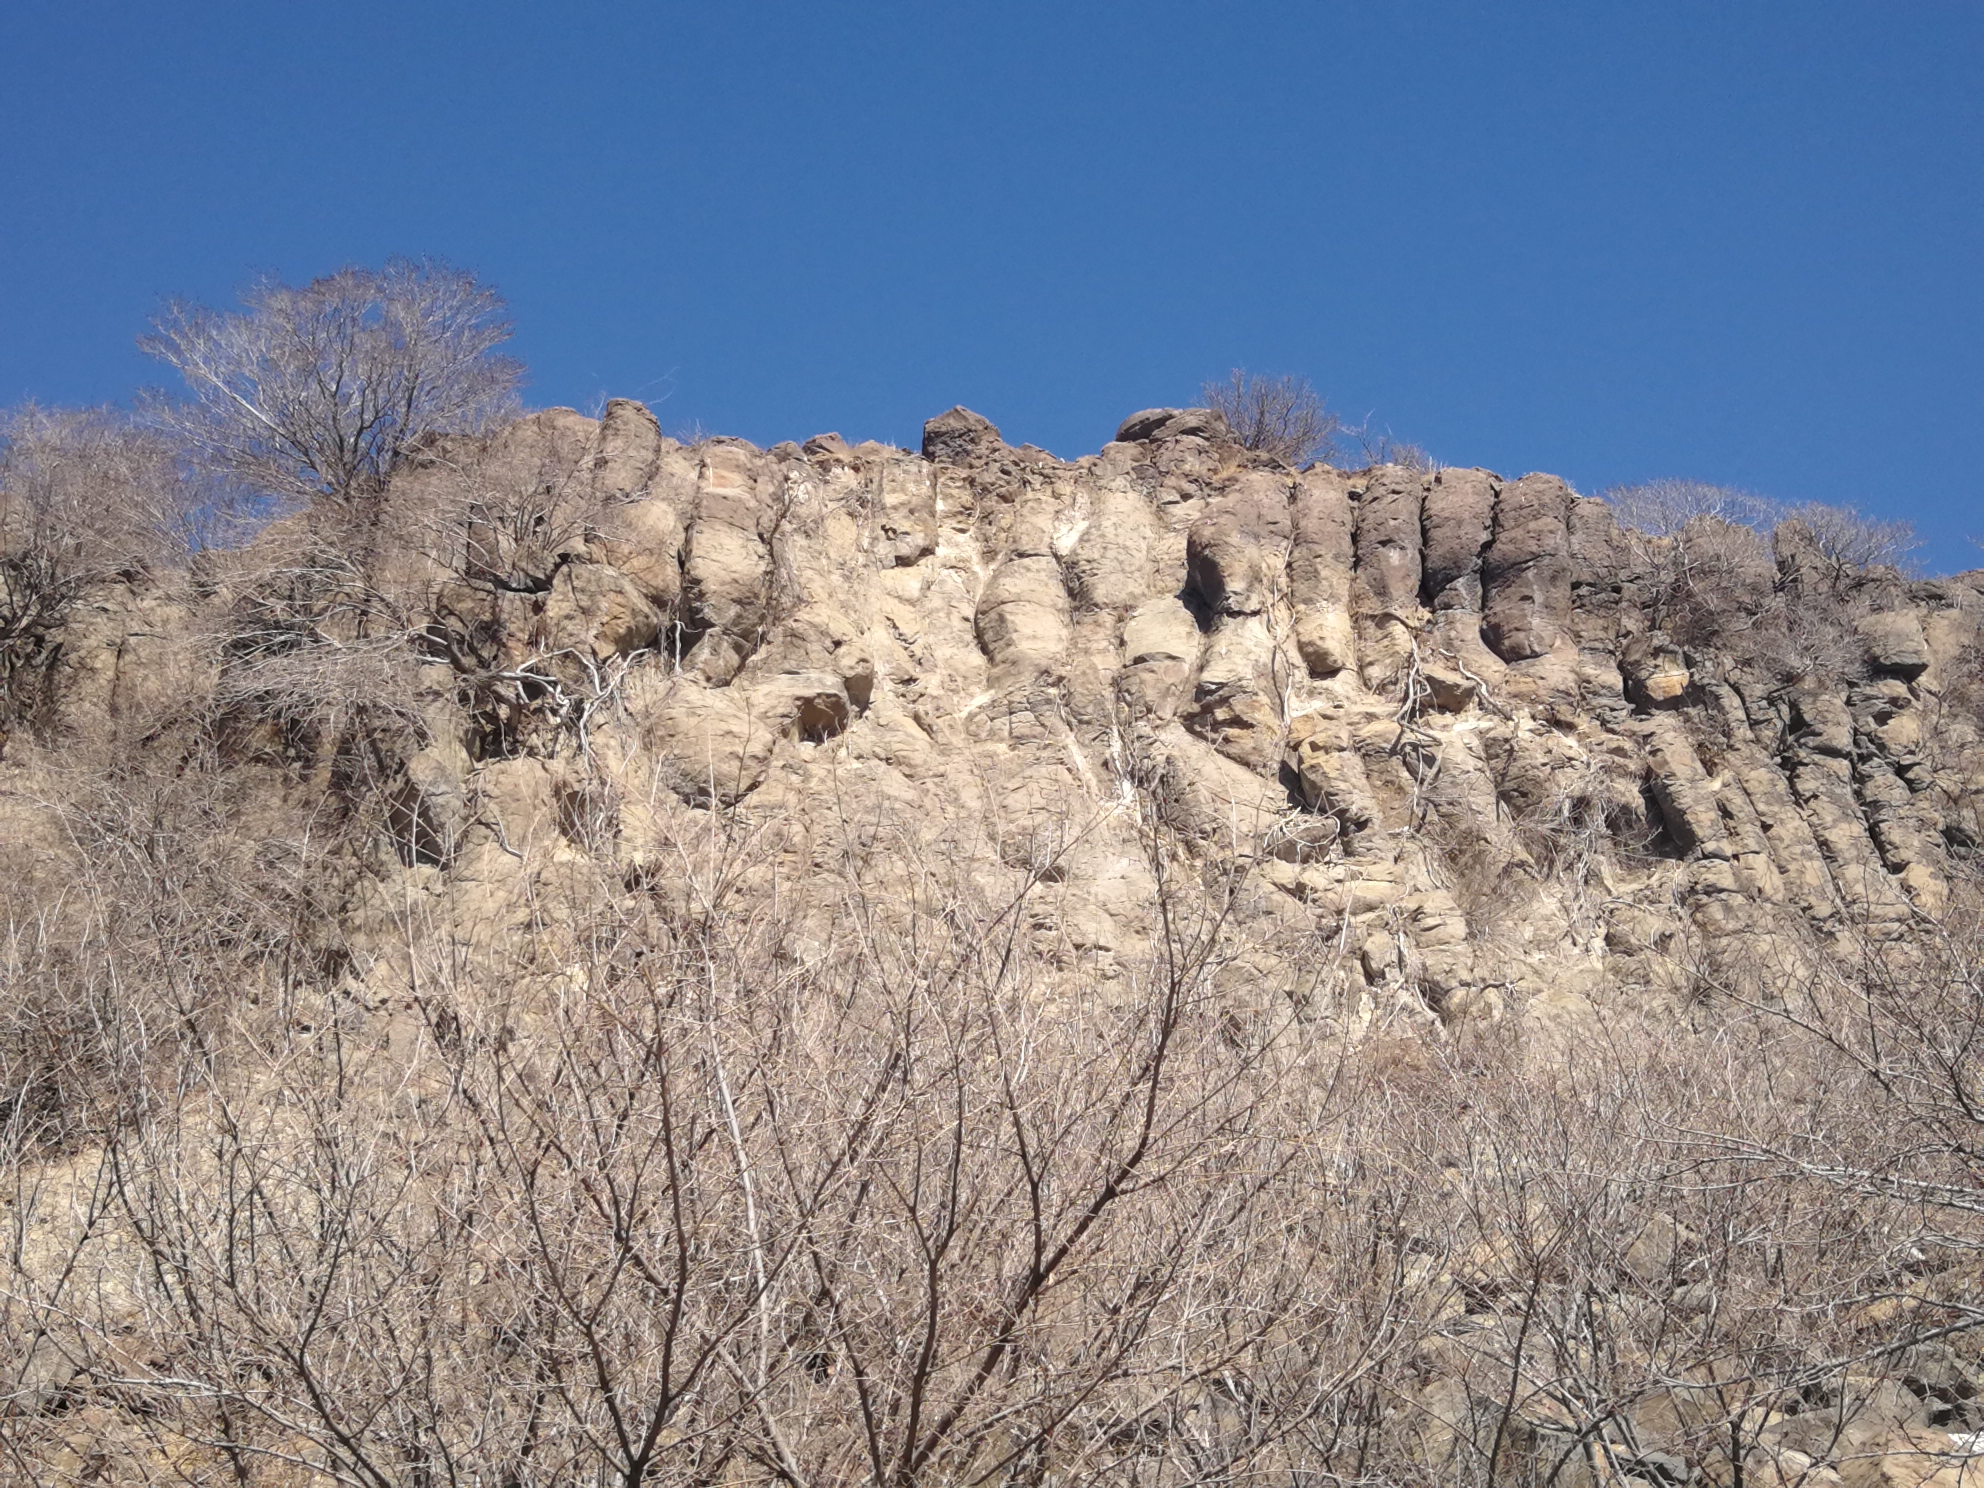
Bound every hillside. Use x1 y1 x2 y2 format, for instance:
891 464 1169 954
4 398 1984 1487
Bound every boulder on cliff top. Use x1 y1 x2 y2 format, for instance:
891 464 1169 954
921 406 1002 464
1115 407 1233 444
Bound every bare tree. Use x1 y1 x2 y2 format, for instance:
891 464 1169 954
1600 479 1780 539
140 257 522 515
1201 370 1341 465
1603 479 1916 581
1777 500 1919 589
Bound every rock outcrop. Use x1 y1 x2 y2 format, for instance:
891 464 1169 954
11 399 1982 1035
7 395 1984 1488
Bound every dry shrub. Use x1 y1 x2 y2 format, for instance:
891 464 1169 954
6 786 1984 1483
1351 422 1436 472
1603 479 1920 685
0 406 212 735
1202 369 1342 466
2 806 1460 1484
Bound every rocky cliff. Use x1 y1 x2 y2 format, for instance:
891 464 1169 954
30 397 1977 1041
6 400 1984 1486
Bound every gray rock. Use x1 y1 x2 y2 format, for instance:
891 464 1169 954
921 406 1002 464
1115 407 1233 444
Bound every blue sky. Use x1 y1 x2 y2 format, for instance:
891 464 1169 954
3 1 1980 571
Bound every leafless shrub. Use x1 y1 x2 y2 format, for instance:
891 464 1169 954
1350 419 1436 472
1602 478 1780 539
1778 499 1920 588
1704 887 1984 1240
0 752 351 1158
201 405 627 790
0 803 1459 1484
0 405 213 734
1202 369 1342 465
1604 479 1917 594
140 257 523 515
1601 479 1916 680
6 773 1984 1483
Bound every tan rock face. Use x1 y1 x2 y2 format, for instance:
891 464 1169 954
1290 467 1357 676
14 393 1984 1488
19 394 1984 1044
976 555 1073 680
1187 474 1292 618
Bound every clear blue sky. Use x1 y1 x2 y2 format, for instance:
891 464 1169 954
3 1 1979 571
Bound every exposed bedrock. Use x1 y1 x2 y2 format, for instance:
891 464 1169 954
1481 473 1576 662
21 398 1984 1046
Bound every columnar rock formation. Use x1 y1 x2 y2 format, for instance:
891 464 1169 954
20 398 1978 1046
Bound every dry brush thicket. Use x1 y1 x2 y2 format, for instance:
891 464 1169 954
3 286 1984 1484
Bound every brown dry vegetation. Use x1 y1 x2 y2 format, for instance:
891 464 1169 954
6 738 1983 1486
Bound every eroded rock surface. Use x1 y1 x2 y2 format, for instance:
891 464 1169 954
8 400 1983 1041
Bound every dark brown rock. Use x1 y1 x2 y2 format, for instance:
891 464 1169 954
1351 465 1424 611
1420 467 1497 611
921 406 1002 465
1115 407 1233 444
1482 473 1575 661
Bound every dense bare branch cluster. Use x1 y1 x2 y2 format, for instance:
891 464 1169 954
5 770 1982 1484
0 405 215 733
1597 478 1922 682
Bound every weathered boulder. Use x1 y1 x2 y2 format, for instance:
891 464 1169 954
1121 596 1202 665
1187 614 1285 772
594 398 663 500
681 440 777 682
1568 495 1630 645
635 680 778 806
538 561 663 661
589 494 685 610
1858 611 1930 678
1286 710 1381 832
868 447 940 566
975 555 1072 678
1352 464 1425 688
1638 716 1728 859
1115 407 1233 444
1063 484 1159 609
1352 465 1424 610
1621 633 1690 708
1290 466 1357 676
